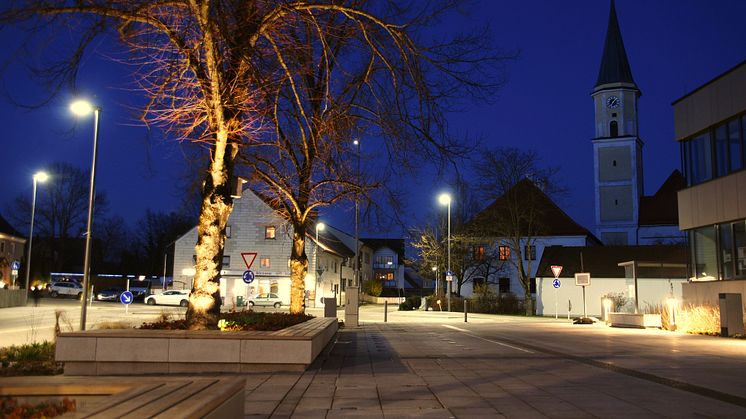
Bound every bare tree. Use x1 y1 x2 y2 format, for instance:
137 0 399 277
468 146 563 314
1 1 506 327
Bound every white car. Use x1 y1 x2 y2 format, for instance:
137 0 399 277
144 290 190 307
248 293 283 308
48 281 83 298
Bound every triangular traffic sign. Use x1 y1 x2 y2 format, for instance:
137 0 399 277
551 265 563 278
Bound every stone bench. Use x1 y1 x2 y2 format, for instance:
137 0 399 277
0 377 244 418
608 312 662 328
56 317 338 375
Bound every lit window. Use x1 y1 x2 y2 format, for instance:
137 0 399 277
473 245 486 261
261 257 271 268
265 226 276 239
499 246 510 261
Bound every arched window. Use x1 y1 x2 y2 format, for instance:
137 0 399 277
610 120 619 137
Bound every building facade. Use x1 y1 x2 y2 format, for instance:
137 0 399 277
173 190 355 309
674 60 746 305
0 214 26 289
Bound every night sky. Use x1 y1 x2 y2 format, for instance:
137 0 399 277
1 1 746 239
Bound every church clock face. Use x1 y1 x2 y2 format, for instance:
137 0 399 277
606 95 620 109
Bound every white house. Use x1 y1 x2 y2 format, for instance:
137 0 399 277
361 238 406 291
460 179 600 299
173 189 355 309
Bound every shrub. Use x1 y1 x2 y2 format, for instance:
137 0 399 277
398 296 421 311
140 311 313 331
363 280 383 297
602 292 629 312
0 341 62 376
677 305 720 335
1 397 75 418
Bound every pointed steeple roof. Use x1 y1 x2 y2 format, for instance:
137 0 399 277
595 0 638 91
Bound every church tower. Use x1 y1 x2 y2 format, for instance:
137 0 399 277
592 0 643 245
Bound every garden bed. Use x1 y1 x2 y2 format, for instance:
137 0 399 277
55 317 338 375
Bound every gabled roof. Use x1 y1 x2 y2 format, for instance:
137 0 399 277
308 228 355 258
361 238 405 262
594 0 638 91
466 179 599 241
639 170 686 226
536 245 688 279
0 213 23 239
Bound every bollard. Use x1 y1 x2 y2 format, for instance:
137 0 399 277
464 299 468 323
384 300 388 323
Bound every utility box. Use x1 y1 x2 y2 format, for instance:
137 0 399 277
345 286 359 327
324 297 337 318
719 293 745 337
236 296 244 308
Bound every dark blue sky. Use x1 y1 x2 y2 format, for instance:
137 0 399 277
2 1 746 237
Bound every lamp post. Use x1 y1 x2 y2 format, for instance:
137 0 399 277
70 99 101 331
438 193 452 312
353 139 361 288
431 265 438 295
315 222 325 304
23 171 48 304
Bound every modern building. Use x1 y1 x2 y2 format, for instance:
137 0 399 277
361 238 406 292
173 189 356 309
0 213 26 289
674 60 746 305
591 0 684 245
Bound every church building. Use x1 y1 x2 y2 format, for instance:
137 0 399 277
591 0 685 245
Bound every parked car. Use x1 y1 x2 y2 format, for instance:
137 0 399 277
248 293 283 308
144 290 190 307
95 287 124 302
48 281 83 298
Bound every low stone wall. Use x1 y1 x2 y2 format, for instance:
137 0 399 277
0 289 25 308
56 317 338 376
361 294 405 305
682 280 746 307
608 312 662 328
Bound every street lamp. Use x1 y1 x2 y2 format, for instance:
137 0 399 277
23 171 48 304
431 265 438 294
353 139 361 288
438 192 452 312
70 99 101 331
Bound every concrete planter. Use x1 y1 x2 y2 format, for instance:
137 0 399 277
608 312 662 328
55 317 337 376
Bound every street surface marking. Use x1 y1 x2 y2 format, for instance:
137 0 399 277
442 324 534 354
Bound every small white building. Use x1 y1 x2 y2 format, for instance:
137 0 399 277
173 189 355 309
535 245 688 317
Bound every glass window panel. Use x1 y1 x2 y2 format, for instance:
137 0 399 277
729 119 742 172
734 221 746 278
719 223 734 280
715 124 728 177
689 133 712 185
693 226 717 280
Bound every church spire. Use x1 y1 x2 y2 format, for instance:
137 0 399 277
595 0 637 91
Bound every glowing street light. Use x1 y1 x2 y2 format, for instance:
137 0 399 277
71 99 101 331
438 192 452 312
23 171 48 304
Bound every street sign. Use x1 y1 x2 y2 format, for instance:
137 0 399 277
552 278 561 289
242 270 255 284
11 270 18 276
11 261 20 270
120 291 133 305
445 271 453 282
551 265 563 278
575 273 591 286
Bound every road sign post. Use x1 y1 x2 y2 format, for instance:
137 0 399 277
575 273 591 319
551 266 562 320
242 270 255 285
445 271 454 312
120 281 134 315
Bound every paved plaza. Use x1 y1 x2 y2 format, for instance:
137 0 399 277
237 307 746 418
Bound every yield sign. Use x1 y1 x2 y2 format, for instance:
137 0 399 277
551 265 563 278
241 252 258 270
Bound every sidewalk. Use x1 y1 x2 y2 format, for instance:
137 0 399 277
242 322 746 418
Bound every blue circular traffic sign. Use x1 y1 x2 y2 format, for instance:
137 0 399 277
120 291 134 305
11 261 20 270
242 270 255 284
552 279 561 289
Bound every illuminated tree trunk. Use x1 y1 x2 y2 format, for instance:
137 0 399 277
289 223 308 314
186 136 236 330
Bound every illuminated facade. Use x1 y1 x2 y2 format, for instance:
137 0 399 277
674 60 746 304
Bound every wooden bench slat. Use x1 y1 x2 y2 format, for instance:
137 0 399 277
119 379 217 419
153 378 245 419
85 382 189 418
69 383 163 419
